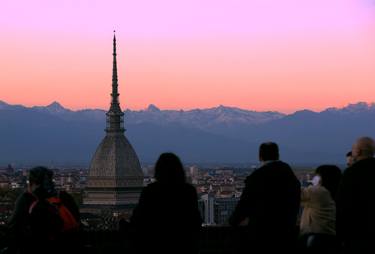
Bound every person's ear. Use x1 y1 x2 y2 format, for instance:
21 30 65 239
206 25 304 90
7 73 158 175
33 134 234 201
357 149 362 157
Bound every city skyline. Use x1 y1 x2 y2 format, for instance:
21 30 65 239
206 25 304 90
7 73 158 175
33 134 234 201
1 0 375 113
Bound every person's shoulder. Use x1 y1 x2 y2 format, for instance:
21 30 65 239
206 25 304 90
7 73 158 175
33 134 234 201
13 191 36 212
301 185 314 196
143 181 166 194
175 183 197 198
344 158 375 178
58 190 71 198
343 164 355 176
183 182 197 193
274 160 292 168
308 185 328 195
143 182 157 192
20 191 34 198
346 157 372 170
18 191 35 202
272 161 294 174
354 157 375 165
356 157 375 168
257 160 292 172
262 160 289 168
58 190 75 202
245 169 259 181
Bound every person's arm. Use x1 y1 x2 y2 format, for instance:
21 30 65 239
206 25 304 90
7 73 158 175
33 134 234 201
336 168 354 241
130 187 149 227
59 191 80 222
8 193 31 231
188 185 203 229
300 186 312 204
229 174 257 227
7 192 33 250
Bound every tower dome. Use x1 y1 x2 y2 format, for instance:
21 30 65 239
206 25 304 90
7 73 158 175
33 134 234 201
87 134 143 188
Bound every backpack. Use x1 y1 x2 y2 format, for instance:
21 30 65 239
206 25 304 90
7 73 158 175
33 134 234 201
28 192 80 240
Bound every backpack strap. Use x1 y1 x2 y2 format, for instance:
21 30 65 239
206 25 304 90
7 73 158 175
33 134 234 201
28 200 38 214
27 192 39 214
47 196 62 205
47 191 80 231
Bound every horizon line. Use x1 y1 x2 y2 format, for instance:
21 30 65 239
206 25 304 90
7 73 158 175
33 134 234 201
1 99 375 115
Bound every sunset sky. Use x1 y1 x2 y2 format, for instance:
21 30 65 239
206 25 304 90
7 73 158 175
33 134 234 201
1 0 375 113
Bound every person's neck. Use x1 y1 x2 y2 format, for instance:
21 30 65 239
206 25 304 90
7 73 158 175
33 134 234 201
260 160 278 166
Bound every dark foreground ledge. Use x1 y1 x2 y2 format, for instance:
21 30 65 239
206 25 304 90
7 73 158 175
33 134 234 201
1 226 299 254
82 226 243 254
0 226 245 254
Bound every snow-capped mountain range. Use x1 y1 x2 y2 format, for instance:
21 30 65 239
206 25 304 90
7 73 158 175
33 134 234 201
1 100 375 166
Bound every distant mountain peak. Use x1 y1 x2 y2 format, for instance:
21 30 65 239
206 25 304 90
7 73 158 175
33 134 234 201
217 104 236 111
209 105 235 113
146 104 160 112
295 109 316 114
0 100 9 108
47 101 64 109
31 101 70 114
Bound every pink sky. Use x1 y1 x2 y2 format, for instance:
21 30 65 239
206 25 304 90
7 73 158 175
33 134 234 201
1 0 375 113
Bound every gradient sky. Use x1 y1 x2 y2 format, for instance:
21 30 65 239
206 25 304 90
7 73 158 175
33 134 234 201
1 0 375 113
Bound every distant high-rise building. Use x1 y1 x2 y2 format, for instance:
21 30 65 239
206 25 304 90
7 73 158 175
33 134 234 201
200 194 239 225
201 193 215 225
82 33 144 215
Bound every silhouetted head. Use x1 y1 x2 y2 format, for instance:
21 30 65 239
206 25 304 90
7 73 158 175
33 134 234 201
315 165 342 201
28 166 56 196
346 151 353 167
352 137 375 163
154 153 186 184
259 142 279 162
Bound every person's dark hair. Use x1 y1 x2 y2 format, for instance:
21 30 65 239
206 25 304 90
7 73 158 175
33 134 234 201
29 166 56 196
259 142 279 161
346 151 352 157
154 153 186 184
315 165 342 202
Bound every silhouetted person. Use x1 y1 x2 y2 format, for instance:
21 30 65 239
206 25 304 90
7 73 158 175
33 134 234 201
346 151 353 167
300 165 342 254
130 153 202 254
118 218 130 233
7 167 81 254
337 137 375 254
229 142 301 253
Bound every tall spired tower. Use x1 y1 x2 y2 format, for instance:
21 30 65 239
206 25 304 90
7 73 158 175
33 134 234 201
83 33 144 211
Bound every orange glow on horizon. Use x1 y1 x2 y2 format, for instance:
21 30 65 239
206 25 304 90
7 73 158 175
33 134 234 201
1 1 375 114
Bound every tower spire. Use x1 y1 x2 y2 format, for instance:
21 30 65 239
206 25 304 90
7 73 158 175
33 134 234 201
111 30 119 107
106 31 125 133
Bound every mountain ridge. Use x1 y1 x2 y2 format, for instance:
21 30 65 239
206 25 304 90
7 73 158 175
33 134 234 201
1 100 375 166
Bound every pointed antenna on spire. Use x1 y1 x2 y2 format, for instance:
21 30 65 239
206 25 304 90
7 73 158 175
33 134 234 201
113 30 117 55
106 30 124 133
